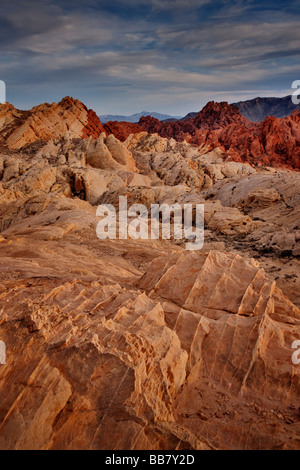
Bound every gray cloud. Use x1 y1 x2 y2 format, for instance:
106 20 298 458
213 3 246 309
1 0 299 114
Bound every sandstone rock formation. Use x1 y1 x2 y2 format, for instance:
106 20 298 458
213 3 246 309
0 97 105 150
0 215 299 449
0 97 299 450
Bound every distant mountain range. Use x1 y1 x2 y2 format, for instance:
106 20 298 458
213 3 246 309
100 111 183 124
101 96 299 125
180 112 198 121
178 96 300 123
232 95 300 122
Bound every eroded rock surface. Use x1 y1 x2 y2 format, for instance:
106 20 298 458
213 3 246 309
0 97 105 150
0 212 299 450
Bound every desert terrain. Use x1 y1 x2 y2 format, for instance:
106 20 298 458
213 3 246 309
0 97 299 450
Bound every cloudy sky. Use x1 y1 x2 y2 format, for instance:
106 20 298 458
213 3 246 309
1 0 300 115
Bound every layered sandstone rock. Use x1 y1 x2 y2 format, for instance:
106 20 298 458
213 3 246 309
0 214 299 450
0 97 105 150
0 131 143 205
124 132 256 190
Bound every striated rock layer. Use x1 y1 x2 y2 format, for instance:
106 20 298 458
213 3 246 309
0 218 299 450
0 97 105 150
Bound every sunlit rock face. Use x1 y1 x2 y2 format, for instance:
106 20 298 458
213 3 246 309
0 239 299 450
0 97 105 150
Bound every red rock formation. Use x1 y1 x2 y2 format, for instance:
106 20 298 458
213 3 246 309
110 102 250 142
103 120 143 142
193 101 250 129
189 104 300 169
0 97 106 149
81 108 105 139
105 102 300 170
